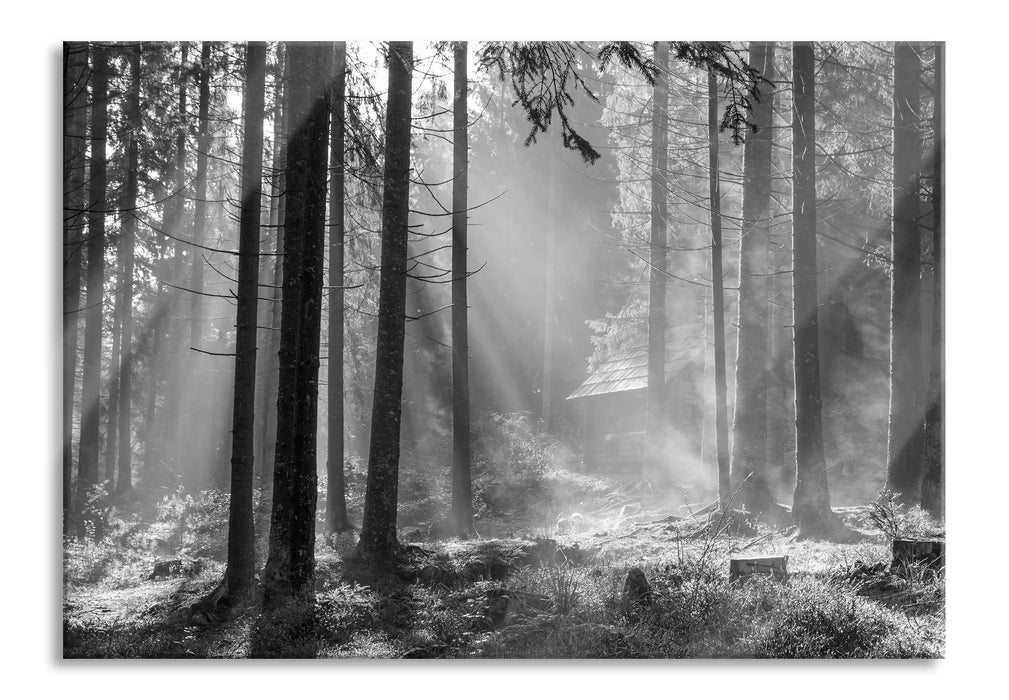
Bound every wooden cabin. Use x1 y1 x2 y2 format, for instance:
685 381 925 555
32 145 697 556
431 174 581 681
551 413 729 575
567 324 706 474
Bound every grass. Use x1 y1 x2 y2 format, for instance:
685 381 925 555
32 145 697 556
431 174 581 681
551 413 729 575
63 415 944 659
64 517 944 658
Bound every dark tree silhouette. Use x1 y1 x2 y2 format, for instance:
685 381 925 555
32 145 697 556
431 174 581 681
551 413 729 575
189 42 212 355
76 44 108 540
160 43 190 490
885 41 924 505
357 41 414 573
708 66 731 511
63 41 88 536
451 40 475 537
920 42 944 518
644 41 668 487
540 144 557 431
730 42 786 519
259 44 287 487
263 41 331 607
180 41 213 491
218 41 267 607
141 259 167 488
789 42 838 538
105 249 123 486
327 41 354 535
115 43 142 495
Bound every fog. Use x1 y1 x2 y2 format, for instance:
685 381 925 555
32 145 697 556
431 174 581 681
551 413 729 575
64 40 938 530
61 40 945 662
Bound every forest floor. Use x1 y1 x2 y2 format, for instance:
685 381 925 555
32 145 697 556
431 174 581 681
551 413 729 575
62 465 945 659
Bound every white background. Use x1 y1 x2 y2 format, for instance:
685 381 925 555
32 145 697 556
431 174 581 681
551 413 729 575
2 2 1003 695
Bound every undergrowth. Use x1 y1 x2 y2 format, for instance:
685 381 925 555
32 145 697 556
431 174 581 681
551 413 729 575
63 417 943 659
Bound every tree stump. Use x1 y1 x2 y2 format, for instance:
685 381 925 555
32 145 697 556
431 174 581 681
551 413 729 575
892 539 944 570
148 558 203 580
729 555 788 582
484 588 551 628
623 567 652 606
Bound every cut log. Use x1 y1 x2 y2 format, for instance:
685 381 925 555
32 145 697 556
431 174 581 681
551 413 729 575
729 555 788 582
892 539 944 570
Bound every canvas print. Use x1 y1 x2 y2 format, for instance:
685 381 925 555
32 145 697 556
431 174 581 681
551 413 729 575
62 41 944 658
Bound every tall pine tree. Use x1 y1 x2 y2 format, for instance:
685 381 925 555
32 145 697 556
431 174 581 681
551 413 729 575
357 41 414 573
263 42 331 606
76 44 108 540
789 42 840 538
885 42 924 505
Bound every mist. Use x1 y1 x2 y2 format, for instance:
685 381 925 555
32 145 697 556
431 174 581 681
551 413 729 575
62 40 944 660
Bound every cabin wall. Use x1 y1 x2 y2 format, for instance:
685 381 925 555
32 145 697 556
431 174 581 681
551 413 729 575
583 390 645 473
581 366 706 478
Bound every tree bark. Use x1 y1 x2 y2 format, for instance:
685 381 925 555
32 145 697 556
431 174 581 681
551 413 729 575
115 44 142 495
254 45 280 484
644 41 668 486
326 42 354 535
920 43 943 519
541 145 556 431
190 42 212 353
766 50 795 482
105 250 122 486
289 40 330 596
260 44 287 488
181 41 213 491
885 42 924 505
220 41 267 607
160 43 190 491
263 42 331 606
63 41 88 536
76 44 108 539
708 68 731 510
141 268 166 487
357 41 413 571
789 42 836 537
730 42 784 518
451 41 475 537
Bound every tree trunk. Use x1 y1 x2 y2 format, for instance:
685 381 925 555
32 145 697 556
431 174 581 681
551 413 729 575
326 42 354 535
182 41 213 491
289 39 330 597
63 41 88 536
357 41 413 572
253 45 280 485
766 50 795 483
730 42 784 518
142 267 166 487
644 41 668 486
160 43 189 491
451 41 475 537
707 68 731 510
115 44 142 495
885 42 924 505
541 145 556 431
260 44 287 488
263 42 331 606
105 250 122 486
920 42 943 519
76 44 108 539
219 41 267 607
789 42 836 537
190 42 212 354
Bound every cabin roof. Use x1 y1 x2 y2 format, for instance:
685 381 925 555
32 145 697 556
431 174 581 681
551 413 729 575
566 323 706 400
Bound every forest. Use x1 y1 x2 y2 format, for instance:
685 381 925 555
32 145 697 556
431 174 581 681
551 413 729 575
61 40 944 659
